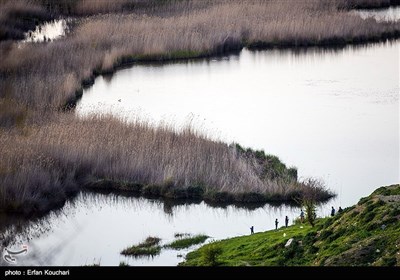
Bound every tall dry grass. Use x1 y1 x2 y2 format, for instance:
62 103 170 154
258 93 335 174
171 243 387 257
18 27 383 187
0 113 329 214
3 0 397 214
1 0 399 112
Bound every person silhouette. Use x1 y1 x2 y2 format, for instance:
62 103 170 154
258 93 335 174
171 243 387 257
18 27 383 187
250 226 254 234
285 216 289 227
275 218 279 230
331 206 336 217
338 206 343 213
300 210 305 222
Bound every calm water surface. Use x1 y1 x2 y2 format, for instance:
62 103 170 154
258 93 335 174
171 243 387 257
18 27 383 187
2 41 396 266
1 192 299 266
77 41 399 209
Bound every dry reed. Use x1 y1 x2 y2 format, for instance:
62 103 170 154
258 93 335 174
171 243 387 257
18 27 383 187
3 0 396 214
1 1 399 111
0 113 332 214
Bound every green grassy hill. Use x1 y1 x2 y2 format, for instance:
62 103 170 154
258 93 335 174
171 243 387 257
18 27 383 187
182 184 400 266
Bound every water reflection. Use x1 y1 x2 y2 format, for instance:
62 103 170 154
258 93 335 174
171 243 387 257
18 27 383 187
23 19 69 43
76 40 399 211
0 191 302 266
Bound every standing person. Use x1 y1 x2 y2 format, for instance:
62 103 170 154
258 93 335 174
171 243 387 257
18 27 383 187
338 206 343 213
300 210 305 222
331 206 335 217
275 218 279 230
285 216 289 227
250 226 254 235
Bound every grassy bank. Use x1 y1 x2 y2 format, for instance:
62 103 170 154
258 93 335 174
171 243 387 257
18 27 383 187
182 184 400 266
1 0 396 215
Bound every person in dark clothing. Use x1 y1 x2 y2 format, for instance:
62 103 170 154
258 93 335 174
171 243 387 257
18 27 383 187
285 216 289 227
275 218 279 230
331 206 335 217
300 210 305 222
338 206 343 213
250 226 254 234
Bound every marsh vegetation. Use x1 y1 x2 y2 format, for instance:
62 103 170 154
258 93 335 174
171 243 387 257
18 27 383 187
1 0 398 215
121 236 162 257
165 234 209 250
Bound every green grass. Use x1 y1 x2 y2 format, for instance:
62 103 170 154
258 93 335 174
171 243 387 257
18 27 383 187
182 184 400 266
121 236 162 257
165 234 209 250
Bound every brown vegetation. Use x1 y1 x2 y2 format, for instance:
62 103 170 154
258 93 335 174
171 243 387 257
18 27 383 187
0 113 332 214
2 0 397 215
1 1 399 111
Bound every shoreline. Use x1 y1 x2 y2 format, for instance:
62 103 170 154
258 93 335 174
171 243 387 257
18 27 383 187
3 30 397 218
64 35 400 111
1 0 398 218
181 184 400 266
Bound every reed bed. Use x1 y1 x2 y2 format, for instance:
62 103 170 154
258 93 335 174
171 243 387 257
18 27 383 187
0 113 332 214
3 0 395 214
1 0 399 112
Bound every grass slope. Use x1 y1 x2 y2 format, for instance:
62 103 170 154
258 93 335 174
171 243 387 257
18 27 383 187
182 184 400 266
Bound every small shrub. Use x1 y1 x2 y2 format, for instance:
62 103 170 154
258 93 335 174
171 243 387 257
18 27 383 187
202 243 222 266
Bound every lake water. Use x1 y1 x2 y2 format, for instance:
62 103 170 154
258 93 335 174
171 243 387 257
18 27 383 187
76 41 399 210
1 9 399 267
1 192 303 266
